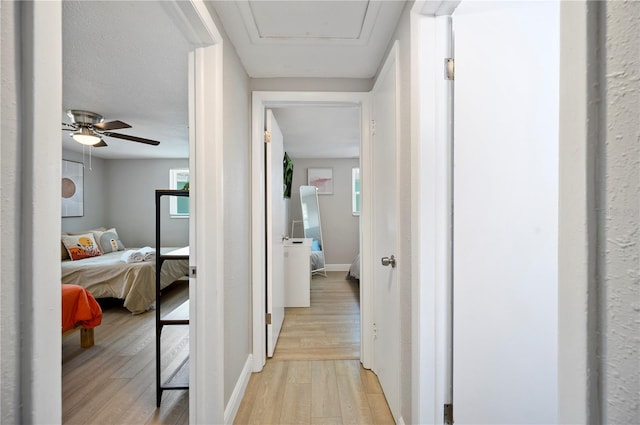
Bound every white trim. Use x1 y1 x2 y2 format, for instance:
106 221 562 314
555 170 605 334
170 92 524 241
24 1 63 421
190 42 225 424
397 416 407 425
325 263 351 272
175 1 225 423
410 2 456 424
251 91 372 372
224 355 253 425
558 2 598 422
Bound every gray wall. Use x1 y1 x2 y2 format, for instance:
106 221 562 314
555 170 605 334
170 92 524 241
1 2 20 421
61 149 107 233
289 158 359 266
205 3 253 408
599 2 640 423
61 151 188 248
105 159 189 247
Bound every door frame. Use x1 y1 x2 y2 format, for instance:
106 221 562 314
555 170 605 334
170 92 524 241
24 0 225 422
250 91 372 372
410 1 597 423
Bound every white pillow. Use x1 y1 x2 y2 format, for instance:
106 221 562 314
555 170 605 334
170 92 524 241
93 228 125 253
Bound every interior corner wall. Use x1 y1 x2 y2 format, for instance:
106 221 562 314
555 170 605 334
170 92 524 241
104 158 189 247
599 2 640 423
61 149 107 234
250 77 373 93
289 158 359 266
378 1 413 422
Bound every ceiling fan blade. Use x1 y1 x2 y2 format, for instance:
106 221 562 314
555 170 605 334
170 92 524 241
93 120 131 131
103 132 160 146
93 139 108 147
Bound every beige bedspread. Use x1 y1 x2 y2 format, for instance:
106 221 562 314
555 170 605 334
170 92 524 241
61 248 189 314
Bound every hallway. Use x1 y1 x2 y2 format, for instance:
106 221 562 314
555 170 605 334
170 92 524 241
234 272 394 424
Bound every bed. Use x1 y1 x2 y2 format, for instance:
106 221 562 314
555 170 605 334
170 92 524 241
62 283 102 347
61 248 189 314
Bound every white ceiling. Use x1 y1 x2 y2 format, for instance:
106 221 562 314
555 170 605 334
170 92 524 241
62 1 404 160
209 0 405 78
273 107 361 159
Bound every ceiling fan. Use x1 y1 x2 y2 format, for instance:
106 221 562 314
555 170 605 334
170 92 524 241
62 110 160 147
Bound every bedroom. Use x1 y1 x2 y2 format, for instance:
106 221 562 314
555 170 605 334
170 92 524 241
60 1 195 420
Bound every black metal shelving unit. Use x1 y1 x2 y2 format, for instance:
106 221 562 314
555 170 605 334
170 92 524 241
155 189 189 407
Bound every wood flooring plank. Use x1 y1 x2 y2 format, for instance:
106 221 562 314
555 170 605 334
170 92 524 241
335 360 374 425
310 361 341 419
246 360 288 424
366 393 395 425
280 382 311 424
63 281 189 424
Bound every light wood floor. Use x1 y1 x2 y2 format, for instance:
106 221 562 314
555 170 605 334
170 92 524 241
62 279 190 424
273 271 360 361
62 272 393 424
235 271 395 424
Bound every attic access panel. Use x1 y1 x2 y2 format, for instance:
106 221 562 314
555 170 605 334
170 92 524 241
248 0 370 40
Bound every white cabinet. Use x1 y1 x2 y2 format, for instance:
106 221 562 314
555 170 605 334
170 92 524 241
284 238 312 307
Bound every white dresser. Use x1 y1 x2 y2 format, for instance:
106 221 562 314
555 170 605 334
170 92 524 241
284 238 312 307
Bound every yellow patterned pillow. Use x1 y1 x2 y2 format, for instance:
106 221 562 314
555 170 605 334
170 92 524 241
61 233 102 260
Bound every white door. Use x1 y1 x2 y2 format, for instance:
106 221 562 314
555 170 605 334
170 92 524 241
452 2 559 423
266 109 286 357
370 43 400 420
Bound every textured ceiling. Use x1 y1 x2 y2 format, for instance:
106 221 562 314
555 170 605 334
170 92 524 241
62 1 192 159
62 1 403 160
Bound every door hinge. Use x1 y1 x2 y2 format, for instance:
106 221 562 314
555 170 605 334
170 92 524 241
444 403 453 425
189 266 197 278
445 58 454 80
264 130 271 143
266 313 272 325
370 120 376 136
372 323 377 339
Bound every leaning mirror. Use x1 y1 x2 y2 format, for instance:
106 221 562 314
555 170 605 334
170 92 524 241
299 185 326 276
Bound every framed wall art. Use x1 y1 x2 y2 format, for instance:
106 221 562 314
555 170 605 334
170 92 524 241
61 159 84 217
308 167 333 195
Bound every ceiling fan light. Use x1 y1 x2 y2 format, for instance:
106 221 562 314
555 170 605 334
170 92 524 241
71 127 101 145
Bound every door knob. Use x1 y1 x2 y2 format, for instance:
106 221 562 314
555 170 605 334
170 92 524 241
282 235 290 241
381 255 396 268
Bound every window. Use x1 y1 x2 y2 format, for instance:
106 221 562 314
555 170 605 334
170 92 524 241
169 169 189 218
352 167 360 216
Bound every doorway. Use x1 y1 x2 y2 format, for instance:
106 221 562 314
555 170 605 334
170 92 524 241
250 92 373 372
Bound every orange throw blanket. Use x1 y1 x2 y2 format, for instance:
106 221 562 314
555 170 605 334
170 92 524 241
62 284 102 332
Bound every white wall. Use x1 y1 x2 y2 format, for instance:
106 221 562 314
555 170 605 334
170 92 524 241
251 77 372 93
378 2 414 422
599 2 640 423
289 158 359 266
105 158 189 247
452 2 558 423
61 149 107 234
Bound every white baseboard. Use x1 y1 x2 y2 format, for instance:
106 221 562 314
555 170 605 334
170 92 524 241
224 354 253 424
397 416 406 425
326 263 350 272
